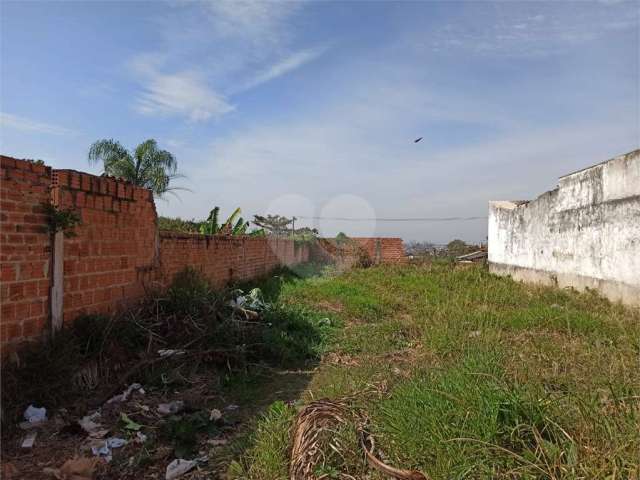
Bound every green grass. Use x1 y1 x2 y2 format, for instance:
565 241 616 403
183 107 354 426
232 262 640 479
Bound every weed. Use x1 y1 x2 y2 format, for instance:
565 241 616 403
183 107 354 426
236 262 640 479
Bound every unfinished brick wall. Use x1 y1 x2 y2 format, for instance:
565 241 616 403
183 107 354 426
51 170 158 321
158 233 309 288
314 237 406 266
352 238 406 264
1 154 404 353
1 157 52 354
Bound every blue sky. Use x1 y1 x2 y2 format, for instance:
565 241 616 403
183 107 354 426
1 0 638 243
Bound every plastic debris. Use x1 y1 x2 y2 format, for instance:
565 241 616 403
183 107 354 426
43 457 99 479
158 349 186 358
207 438 228 447
24 405 47 424
158 400 185 416
209 408 222 421
135 431 147 443
107 383 144 404
78 412 108 438
225 404 239 411
165 459 197 480
120 413 142 431
229 288 267 312
468 330 481 338
90 437 127 462
21 431 37 449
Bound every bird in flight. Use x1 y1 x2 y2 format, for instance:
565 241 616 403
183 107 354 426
414 137 423 143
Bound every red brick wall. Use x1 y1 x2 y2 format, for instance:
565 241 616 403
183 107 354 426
351 237 406 264
51 169 158 320
0 155 404 354
158 233 309 288
314 237 406 266
1 157 52 355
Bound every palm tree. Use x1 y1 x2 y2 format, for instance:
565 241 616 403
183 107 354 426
88 138 182 197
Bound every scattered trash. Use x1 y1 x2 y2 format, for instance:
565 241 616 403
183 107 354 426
225 404 239 411
158 349 186 358
107 383 144 404
135 431 148 443
43 457 99 480
209 408 222 422
120 412 142 431
21 431 37 449
165 458 197 480
318 317 332 327
229 288 267 312
90 437 127 462
468 330 481 338
78 412 108 438
158 400 185 416
206 438 227 447
24 405 47 424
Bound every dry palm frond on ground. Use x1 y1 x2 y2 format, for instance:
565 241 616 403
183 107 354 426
290 398 429 480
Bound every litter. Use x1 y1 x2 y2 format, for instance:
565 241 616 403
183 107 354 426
158 400 185 416
158 349 186 358
24 405 47 424
468 330 481 338
21 431 37 449
209 408 222 421
225 404 239 411
106 383 144 404
78 412 108 437
135 431 147 443
120 412 142 431
165 458 197 480
43 457 99 480
90 437 127 462
206 438 227 447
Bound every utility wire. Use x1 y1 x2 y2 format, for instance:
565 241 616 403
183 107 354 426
294 216 487 222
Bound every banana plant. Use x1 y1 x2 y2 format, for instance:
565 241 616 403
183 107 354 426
199 207 249 236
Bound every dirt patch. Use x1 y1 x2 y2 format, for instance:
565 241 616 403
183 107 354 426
316 300 344 313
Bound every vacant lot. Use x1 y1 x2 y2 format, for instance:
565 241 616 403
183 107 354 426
231 262 640 479
3 262 638 480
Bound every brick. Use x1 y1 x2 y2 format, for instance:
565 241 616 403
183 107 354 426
1 264 16 282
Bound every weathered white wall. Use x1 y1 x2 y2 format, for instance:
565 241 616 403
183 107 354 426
488 150 640 306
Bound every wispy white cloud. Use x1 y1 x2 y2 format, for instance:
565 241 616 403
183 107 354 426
0 112 75 135
203 0 301 46
134 69 234 121
129 53 234 121
129 0 316 121
427 2 637 57
237 46 327 92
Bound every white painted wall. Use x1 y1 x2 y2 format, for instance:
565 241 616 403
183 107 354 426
488 150 640 305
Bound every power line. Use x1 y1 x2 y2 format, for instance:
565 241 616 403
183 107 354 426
294 216 487 222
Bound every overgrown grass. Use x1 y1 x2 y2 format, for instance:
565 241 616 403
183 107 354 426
234 262 640 479
0 266 334 431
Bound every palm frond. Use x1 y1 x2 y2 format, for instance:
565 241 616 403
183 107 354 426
88 138 181 198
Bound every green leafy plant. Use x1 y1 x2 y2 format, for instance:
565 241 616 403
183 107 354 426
43 203 81 237
199 207 249 236
157 216 200 233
